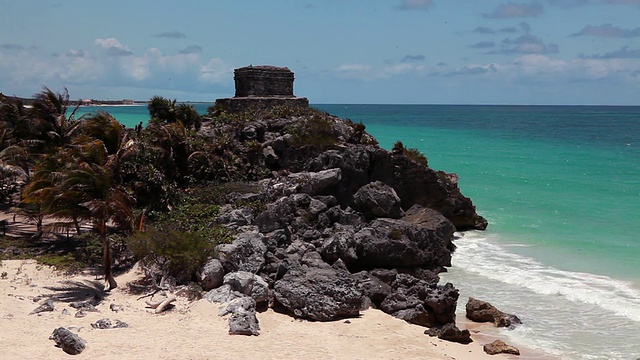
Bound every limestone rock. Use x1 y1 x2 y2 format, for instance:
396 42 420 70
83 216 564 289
217 231 267 273
200 258 225 291
222 271 269 303
49 327 86 355
352 181 404 219
203 284 245 304
353 217 453 269
483 340 520 355
380 274 459 327
274 266 364 321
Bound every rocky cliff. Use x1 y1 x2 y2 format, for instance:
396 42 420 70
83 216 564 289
198 105 487 334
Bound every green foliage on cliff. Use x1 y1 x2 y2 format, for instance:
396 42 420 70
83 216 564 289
393 141 428 166
289 115 337 149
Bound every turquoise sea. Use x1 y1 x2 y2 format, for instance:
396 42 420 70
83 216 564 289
77 104 640 359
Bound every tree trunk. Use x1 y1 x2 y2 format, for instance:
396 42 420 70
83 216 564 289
101 218 117 291
74 218 81 235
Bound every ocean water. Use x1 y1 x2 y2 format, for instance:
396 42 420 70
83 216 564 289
76 104 640 359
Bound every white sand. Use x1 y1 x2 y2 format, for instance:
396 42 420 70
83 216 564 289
0 259 520 360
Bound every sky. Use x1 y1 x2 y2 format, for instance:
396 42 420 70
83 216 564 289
0 0 639 105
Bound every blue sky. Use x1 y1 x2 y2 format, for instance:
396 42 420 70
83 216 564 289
1 0 639 105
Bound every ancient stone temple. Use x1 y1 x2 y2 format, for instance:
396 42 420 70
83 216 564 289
214 65 309 113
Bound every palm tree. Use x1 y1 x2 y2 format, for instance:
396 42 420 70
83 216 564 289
30 87 83 151
23 119 134 290
54 140 134 290
148 95 202 130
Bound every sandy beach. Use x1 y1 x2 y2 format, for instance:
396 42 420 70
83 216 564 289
0 259 528 360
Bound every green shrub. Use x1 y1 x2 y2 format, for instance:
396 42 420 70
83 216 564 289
393 141 428 166
389 228 403 240
289 115 337 149
127 225 215 283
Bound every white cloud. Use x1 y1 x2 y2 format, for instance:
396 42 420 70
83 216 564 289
200 58 233 83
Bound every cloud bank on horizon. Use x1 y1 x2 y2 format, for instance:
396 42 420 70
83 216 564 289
0 0 639 105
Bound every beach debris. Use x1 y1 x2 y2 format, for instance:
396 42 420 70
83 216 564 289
483 340 520 356
145 295 176 314
29 299 54 315
60 308 70 316
74 310 87 318
49 327 86 355
70 301 100 312
424 323 472 344
466 298 521 328
109 303 124 313
91 318 129 329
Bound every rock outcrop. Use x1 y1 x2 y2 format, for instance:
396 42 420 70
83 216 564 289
466 298 521 328
196 77 488 338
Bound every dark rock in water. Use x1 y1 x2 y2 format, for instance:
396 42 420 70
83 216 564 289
30 300 54 315
352 181 404 219
217 231 267 273
200 258 225 291
380 274 459 327
466 298 521 328
223 271 270 303
424 323 472 344
274 266 365 321
483 340 520 355
49 327 86 355
90 318 129 329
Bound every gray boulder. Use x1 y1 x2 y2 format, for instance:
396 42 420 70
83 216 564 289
217 231 267 273
274 266 365 321
200 259 225 291
286 168 342 195
352 181 404 219
49 327 86 355
380 274 459 327
223 271 269 303
353 217 452 269
218 296 256 317
203 284 245 304
229 308 260 336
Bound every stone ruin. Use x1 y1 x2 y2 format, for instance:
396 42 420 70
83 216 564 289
214 65 309 113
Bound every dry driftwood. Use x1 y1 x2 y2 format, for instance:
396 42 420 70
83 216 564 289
145 296 176 313
154 296 176 314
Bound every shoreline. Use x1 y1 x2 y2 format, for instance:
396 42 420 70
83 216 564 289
0 259 527 360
